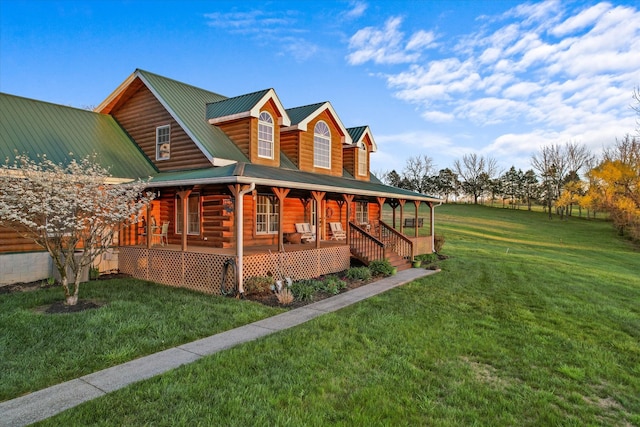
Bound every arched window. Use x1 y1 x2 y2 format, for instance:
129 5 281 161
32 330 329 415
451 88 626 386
258 111 274 159
358 144 367 176
314 121 331 168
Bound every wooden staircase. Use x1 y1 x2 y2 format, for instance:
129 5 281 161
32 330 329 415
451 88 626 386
348 222 413 271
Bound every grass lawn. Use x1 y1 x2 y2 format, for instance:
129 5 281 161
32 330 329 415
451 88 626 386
11 204 640 425
0 279 284 401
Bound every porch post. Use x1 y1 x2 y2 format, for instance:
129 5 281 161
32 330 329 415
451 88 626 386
311 191 325 248
342 194 354 245
429 202 435 253
388 200 400 229
271 187 290 252
177 189 192 252
376 197 385 238
413 200 421 238
398 199 406 234
228 183 255 295
146 203 153 249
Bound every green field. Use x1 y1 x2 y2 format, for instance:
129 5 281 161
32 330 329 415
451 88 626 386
7 204 640 425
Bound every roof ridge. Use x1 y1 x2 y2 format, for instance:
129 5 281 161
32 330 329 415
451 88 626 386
206 88 272 106
285 101 327 112
135 68 228 100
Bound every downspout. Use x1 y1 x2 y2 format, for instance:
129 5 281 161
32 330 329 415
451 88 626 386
236 182 255 296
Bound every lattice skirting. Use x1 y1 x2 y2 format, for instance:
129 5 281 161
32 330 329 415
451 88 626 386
119 246 351 295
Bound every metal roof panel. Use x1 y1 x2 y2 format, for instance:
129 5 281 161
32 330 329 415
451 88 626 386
1 93 157 178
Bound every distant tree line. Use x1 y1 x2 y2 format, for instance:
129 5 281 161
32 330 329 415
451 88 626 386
379 89 640 242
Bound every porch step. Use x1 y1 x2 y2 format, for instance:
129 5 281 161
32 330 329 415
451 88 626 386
386 252 412 271
349 246 411 271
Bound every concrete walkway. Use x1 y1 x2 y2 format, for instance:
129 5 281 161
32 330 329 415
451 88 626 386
0 268 437 427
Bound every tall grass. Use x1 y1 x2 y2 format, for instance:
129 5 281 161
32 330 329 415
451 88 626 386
38 204 639 426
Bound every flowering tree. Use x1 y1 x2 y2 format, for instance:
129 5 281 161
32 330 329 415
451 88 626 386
0 153 154 305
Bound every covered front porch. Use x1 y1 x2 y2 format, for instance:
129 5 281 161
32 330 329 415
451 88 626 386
117 162 441 295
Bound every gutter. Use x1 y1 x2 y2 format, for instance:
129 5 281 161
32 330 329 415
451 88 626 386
147 175 441 203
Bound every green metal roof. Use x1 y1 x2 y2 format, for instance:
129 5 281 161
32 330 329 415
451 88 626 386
205 89 271 120
347 126 367 144
149 162 440 202
0 92 157 178
286 103 325 125
136 69 249 164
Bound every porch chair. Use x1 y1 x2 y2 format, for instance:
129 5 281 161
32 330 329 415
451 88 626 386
329 222 346 240
295 223 316 242
153 222 169 246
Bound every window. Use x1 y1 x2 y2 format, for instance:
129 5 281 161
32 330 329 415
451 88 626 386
256 195 279 234
358 144 367 176
156 125 171 160
176 194 200 235
356 202 369 224
258 111 274 159
313 121 331 169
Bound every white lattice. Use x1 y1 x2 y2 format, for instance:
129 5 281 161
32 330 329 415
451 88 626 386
119 246 350 295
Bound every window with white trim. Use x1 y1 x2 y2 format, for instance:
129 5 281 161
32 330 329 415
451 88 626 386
256 195 279 234
258 111 274 159
358 144 367 176
313 121 331 169
156 125 171 160
176 194 200 235
356 202 369 224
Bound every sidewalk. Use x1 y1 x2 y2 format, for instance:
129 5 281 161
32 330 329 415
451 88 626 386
0 268 437 427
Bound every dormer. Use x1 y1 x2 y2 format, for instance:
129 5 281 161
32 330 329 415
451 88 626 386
344 126 377 181
207 89 290 167
281 102 352 176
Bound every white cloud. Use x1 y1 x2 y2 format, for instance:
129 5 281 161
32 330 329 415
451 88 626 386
344 1 368 19
551 2 611 36
422 110 454 123
347 16 419 65
406 30 437 51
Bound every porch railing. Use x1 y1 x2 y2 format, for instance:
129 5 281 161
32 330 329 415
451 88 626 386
348 221 384 264
379 220 414 261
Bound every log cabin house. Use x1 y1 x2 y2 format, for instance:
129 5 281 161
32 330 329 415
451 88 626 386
0 69 441 293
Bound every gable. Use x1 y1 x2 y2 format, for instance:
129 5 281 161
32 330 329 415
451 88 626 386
97 70 248 166
108 84 213 172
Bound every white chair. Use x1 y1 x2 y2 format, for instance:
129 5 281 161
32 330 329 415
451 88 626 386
295 223 316 242
329 222 346 240
153 222 169 246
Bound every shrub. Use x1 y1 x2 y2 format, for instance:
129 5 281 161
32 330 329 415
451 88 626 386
243 276 275 296
321 275 347 295
417 253 438 264
434 234 446 253
368 259 395 277
290 280 315 301
345 266 371 281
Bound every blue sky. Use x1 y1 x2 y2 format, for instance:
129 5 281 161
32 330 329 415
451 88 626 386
1 0 639 176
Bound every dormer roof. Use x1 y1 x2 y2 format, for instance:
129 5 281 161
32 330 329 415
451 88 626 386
283 102 353 145
206 88 290 126
347 126 378 152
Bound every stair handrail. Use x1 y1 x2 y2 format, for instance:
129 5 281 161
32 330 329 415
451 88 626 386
348 221 385 264
379 220 414 260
